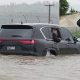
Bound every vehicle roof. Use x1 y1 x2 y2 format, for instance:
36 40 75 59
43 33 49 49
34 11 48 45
2 23 59 28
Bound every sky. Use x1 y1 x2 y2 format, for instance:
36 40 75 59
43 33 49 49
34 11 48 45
0 0 80 11
67 0 80 11
0 0 58 5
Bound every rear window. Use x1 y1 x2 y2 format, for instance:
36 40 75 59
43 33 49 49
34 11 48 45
1 25 33 29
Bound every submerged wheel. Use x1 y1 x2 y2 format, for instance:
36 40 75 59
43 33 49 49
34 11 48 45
42 49 58 57
42 49 53 57
45 50 51 57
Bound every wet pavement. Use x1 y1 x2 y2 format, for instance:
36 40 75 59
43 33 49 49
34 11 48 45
0 54 80 80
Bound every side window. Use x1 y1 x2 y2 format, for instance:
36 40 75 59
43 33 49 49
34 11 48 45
60 28 74 42
51 28 61 38
41 27 61 39
41 27 50 39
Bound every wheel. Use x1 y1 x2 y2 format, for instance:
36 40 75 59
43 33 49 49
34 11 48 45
42 49 52 57
50 50 58 56
45 50 51 57
42 49 58 57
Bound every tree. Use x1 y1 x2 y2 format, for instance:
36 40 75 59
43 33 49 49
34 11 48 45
60 0 69 16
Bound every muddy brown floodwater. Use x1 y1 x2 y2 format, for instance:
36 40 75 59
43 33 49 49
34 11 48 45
0 54 80 80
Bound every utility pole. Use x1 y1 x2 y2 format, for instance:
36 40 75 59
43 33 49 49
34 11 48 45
45 4 54 23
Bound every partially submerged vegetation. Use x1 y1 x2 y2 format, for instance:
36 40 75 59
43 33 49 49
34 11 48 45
72 30 80 38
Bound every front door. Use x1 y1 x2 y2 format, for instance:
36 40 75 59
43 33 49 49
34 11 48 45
66 42 78 54
50 27 69 54
60 27 79 54
57 40 69 54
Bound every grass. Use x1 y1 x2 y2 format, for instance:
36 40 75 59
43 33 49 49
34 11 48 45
72 30 80 38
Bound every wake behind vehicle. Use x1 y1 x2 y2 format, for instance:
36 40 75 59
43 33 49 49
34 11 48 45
0 23 80 56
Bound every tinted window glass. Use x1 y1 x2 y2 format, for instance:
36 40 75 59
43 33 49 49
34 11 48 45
0 29 33 39
60 28 74 42
41 27 51 39
41 27 60 39
34 29 43 39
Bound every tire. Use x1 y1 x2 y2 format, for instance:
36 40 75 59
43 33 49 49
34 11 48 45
42 49 58 57
42 49 51 57
50 50 58 56
45 50 51 57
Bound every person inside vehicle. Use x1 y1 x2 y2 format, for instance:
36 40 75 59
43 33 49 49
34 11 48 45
51 28 61 42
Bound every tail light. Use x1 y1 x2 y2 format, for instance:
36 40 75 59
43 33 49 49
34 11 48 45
18 40 37 45
0 39 37 45
0 39 4 43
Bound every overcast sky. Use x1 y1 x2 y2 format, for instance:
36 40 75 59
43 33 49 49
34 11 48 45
0 0 79 11
67 0 80 11
0 0 58 5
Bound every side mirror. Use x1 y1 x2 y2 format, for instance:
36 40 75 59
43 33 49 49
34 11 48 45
73 37 78 43
77 19 80 27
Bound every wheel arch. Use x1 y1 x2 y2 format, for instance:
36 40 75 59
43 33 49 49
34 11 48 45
42 48 58 56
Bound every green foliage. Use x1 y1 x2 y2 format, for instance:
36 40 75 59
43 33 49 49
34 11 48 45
72 31 80 38
60 0 69 16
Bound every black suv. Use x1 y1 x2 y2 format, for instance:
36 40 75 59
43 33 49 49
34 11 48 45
0 23 80 56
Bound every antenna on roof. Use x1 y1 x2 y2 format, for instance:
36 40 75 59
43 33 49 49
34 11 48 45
21 21 23 24
11 19 13 23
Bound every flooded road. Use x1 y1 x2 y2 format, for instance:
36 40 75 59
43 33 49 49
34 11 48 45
0 54 80 80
